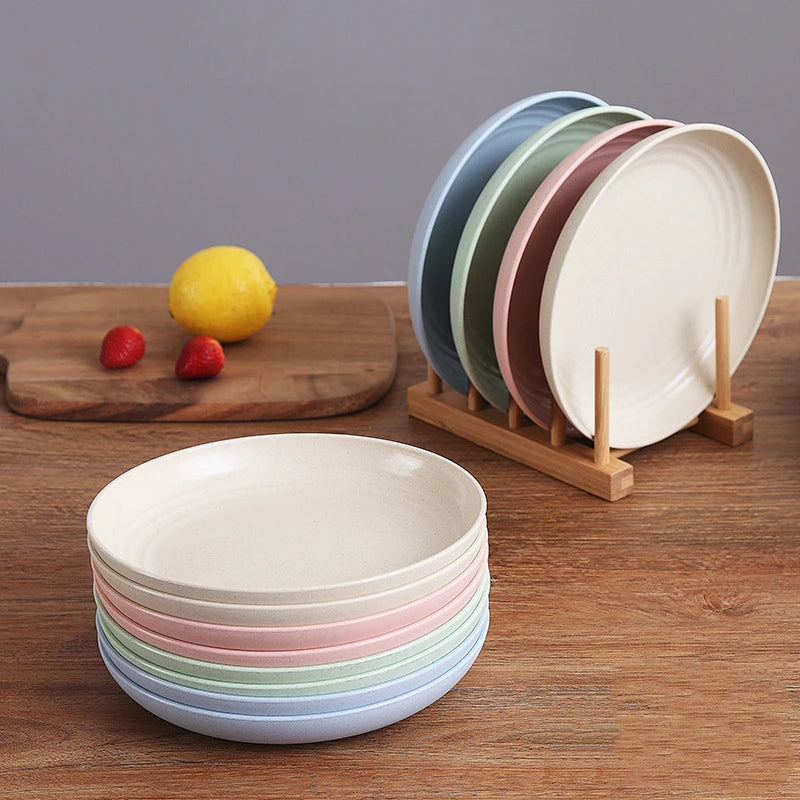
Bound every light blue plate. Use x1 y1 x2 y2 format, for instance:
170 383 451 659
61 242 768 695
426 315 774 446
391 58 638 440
98 610 490 744
408 91 606 393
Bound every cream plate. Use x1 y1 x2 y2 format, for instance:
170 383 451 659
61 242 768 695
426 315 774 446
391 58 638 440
87 434 486 604
540 123 780 448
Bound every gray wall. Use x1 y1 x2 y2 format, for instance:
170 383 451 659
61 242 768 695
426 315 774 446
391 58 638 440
1 0 797 284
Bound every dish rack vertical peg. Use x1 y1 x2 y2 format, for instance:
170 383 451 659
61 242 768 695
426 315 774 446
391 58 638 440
467 382 484 412
427 364 443 395
691 295 754 446
593 347 610 466
507 396 524 430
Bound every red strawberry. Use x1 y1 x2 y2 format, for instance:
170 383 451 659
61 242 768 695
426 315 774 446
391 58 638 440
99 325 146 368
175 335 225 380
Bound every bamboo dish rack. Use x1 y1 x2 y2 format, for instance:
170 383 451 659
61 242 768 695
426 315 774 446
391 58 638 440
408 296 754 501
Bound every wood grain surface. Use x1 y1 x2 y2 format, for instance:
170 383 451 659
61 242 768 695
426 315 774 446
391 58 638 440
1 282 799 799
0 285 396 420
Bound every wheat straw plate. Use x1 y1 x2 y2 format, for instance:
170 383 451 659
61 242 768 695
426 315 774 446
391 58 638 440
449 106 651 411
91 540 488 650
493 119 681 430
97 605 489 716
97 577 490 697
408 90 606 393
95 572 490 688
540 123 780 449
94 563 489 668
87 520 487 627
87 434 486 605
98 611 489 744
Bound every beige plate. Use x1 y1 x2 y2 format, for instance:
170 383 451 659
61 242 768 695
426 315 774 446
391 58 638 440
88 434 487 605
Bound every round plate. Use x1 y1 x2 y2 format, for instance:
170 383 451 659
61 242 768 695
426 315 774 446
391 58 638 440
97 605 489 716
408 91 606 393
540 123 780 448
450 106 651 410
494 119 681 429
98 612 489 744
91 540 488 650
97 580 489 697
95 571 490 689
87 434 486 604
88 523 486 627
94 564 488 668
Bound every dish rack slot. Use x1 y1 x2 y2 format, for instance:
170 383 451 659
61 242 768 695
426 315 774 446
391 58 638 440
408 296 754 501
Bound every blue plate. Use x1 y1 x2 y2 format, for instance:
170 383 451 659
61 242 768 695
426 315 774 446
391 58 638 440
408 91 606 393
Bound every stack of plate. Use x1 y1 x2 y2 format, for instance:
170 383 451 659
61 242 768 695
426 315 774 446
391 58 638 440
410 90 780 449
87 434 490 744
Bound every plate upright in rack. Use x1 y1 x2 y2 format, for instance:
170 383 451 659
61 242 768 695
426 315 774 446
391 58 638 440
408 91 607 393
539 123 779 449
450 106 651 411
494 118 681 430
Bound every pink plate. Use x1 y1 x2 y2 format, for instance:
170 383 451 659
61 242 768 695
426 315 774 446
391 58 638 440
94 561 489 668
91 541 488 651
493 119 681 430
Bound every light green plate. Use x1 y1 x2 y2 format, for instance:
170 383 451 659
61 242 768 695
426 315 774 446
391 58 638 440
450 105 651 410
94 571 490 696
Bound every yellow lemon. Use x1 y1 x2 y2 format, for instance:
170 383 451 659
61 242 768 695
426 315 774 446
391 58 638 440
168 246 277 343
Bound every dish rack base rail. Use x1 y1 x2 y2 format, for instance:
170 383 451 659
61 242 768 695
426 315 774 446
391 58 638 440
408 296 753 501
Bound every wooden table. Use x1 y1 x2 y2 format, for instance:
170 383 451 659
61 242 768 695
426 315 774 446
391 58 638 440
1 282 799 799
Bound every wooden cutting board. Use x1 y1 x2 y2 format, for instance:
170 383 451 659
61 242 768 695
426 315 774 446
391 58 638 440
0 285 397 421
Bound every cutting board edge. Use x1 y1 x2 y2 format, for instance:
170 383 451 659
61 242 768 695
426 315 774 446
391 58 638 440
5 367 397 422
